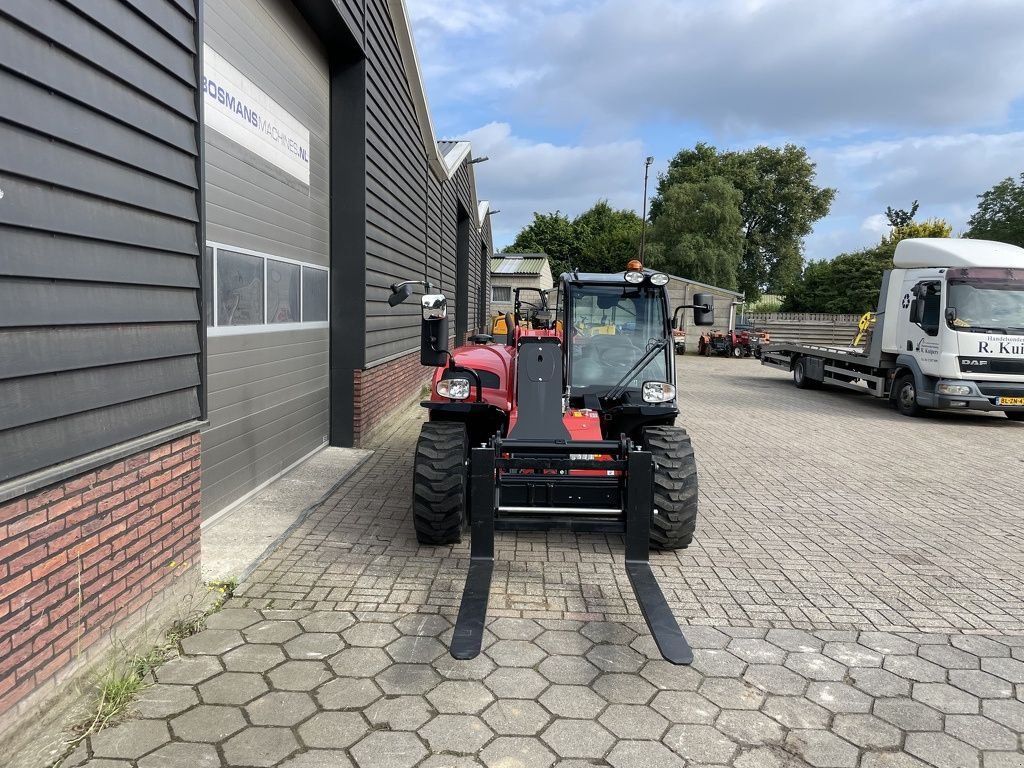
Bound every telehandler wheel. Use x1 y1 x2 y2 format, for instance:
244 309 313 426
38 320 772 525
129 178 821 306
412 422 468 545
642 426 699 550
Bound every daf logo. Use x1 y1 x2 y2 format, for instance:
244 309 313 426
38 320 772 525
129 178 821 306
962 360 986 366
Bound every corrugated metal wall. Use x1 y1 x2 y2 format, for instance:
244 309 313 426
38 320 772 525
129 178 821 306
0 0 202 483
201 0 331 516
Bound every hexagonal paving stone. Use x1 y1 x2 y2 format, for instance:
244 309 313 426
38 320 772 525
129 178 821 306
784 729 859 768
807 681 872 713
490 618 543 640
981 699 1024 731
859 632 918 655
766 629 823 653
883 655 947 683
823 642 884 668
948 669 1014 698
700 678 765 710
715 710 785 745
284 633 342 660
395 613 450 637
950 635 1010 657
905 732 980 768
918 644 979 670
223 643 287 673
342 622 400 647
743 664 808 696
266 661 332 692
873 698 944 731
244 620 303 644
487 639 547 667
351 731 427 768
981 656 1024 683
315 676 383 710
434 652 497 682
640 659 702 692
832 714 902 749
484 667 549 699
327 647 391 677
763 696 831 730
419 758 481 768
482 699 551 736
593 673 656 704
90 720 171 760
298 711 370 749
912 683 979 714
134 684 198 719
204 608 262 630
630 634 661 660
170 704 246 742
785 653 847 682
945 714 1017 750
137 742 219 768
586 644 645 674
538 656 600 685
154 655 222 685
198 671 268 705
247 691 317 726
365 694 435 730
729 639 787 665
421 714 494 754
541 720 614 760
735 746 802 768
580 621 637 645
300 611 356 633
849 668 912 698
223 726 299 767
385 635 446 664
599 703 670 739
481 736 555 768
427 680 495 714
377 663 441 695
859 754 934 768
539 685 607 718
607 740 684 768
651 690 720 724
682 625 730 649
180 629 244 656
262 609 309 621
691 648 748 677
536 631 593 656
279 750 354 768
664 724 739 764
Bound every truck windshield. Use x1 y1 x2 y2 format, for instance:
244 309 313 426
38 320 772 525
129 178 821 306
568 284 669 394
947 277 1024 333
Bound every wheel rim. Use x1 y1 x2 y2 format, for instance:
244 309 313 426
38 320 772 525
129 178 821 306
899 381 916 409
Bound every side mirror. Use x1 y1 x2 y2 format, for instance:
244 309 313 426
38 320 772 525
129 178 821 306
909 298 925 325
944 307 957 323
692 292 714 326
389 283 414 307
421 294 447 320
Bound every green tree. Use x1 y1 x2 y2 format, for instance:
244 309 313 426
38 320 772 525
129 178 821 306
646 178 743 288
650 142 835 300
508 211 581 276
965 172 1024 247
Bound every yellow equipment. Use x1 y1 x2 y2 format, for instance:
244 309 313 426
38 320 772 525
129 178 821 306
852 311 876 347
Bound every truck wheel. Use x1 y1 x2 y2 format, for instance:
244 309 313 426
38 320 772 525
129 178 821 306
642 426 698 550
895 375 923 417
793 358 818 389
412 422 468 545
1005 411 1024 421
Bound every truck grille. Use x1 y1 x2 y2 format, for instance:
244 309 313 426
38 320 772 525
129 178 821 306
958 357 1024 376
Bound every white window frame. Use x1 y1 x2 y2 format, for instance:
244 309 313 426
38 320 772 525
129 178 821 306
208 241 329 336
491 285 512 303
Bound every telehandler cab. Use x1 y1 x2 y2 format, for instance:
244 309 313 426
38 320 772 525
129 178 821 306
389 260 714 664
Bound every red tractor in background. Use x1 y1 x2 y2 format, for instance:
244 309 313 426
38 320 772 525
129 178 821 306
389 260 714 664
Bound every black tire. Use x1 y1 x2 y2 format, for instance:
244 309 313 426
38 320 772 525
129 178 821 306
731 345 742 358
1005 411 1024 421
793 358 818 389
412 422 468 545
642 426 699 550
894 375 923 417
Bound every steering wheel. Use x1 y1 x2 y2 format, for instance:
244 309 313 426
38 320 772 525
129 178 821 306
595 335 640 369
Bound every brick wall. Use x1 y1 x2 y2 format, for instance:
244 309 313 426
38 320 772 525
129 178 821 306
0 433 202 721
353 352 432 446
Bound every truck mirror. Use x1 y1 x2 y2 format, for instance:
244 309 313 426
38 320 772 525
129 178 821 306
692 293 714 326
420 315 449 367
909 297 924 325
421 294 447 320
944 307 957 323
389 283 414 307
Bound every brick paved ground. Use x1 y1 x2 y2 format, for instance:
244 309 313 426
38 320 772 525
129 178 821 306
62 356 1024 767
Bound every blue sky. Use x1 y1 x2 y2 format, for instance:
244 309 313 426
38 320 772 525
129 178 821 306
407 0 1024 263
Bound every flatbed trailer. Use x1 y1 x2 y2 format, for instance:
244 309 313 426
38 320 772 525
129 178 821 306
761 342 897 397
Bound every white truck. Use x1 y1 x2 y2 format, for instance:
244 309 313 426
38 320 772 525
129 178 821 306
761 238 1024 419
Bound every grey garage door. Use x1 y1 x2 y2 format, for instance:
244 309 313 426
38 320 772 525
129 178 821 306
202 0 330 518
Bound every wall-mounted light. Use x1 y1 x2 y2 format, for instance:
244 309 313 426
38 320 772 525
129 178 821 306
468 156 490 164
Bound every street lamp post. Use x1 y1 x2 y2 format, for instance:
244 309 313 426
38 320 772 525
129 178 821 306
638 156 654 265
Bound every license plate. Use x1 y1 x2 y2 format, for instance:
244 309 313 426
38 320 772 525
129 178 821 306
997 397 1024 406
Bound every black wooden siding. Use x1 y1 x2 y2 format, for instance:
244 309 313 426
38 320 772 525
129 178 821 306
0 0 202 484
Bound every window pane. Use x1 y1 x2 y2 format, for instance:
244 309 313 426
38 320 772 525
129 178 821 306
302 267 328 322
217 250 264 325
492 286 511 302
267 260 300 323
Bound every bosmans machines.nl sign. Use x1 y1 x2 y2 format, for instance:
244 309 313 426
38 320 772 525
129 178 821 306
202 45 311 186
